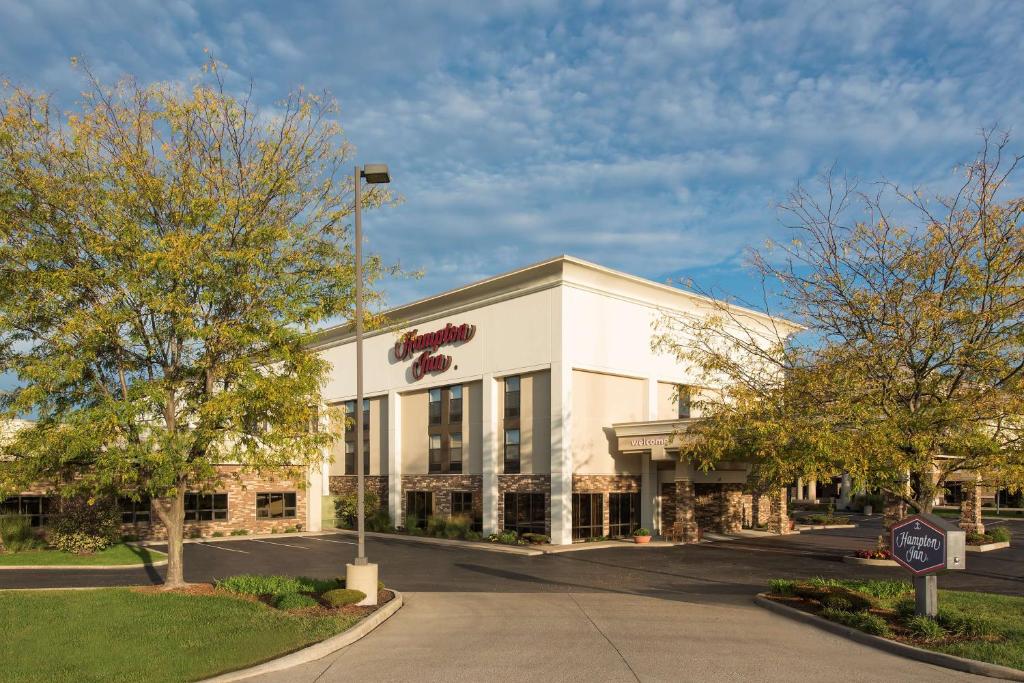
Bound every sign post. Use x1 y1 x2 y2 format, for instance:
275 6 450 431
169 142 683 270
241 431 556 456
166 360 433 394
889 513 965 617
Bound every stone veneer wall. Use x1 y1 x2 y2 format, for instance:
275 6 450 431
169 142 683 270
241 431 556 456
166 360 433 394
329 476 390 512
660 483 676 533
741 493 754 529
670 481 700 543
766 489 790 534
959 483 985 535
123 465 308 540
498 474 551 535
572 474 641 538
399 475 483 527
693 483 744 534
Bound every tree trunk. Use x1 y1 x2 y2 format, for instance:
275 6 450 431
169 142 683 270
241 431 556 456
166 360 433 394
154 482 187 589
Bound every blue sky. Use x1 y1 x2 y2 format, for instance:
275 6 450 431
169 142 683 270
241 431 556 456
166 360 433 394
1 0 1022 312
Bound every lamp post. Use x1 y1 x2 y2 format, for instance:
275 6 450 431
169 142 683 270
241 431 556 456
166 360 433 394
346 163 390 606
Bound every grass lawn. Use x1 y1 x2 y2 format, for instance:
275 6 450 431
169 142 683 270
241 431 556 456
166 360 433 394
0 587 360 682
0 543 165 566
768 577 1024 671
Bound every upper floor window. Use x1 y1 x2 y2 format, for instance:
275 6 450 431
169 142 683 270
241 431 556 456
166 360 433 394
504 428 521 474
505 376 520 419
344 399 371 475
677 385 691 419
428 388 442 425
449 385 463 423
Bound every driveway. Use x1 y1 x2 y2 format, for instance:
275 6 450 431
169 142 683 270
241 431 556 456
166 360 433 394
249 592 988 682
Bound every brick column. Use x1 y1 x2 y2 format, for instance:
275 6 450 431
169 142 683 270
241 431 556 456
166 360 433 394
741 493 754 529
767 489 790 534
719 484 743 533
672 480 700 543
753 492 772 528
959 483 985 535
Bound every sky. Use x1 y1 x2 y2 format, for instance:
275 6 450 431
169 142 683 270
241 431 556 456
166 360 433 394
1 0 1023 312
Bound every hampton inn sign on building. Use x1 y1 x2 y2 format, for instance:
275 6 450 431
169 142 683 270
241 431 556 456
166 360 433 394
1 256 797 542
309 255 800 545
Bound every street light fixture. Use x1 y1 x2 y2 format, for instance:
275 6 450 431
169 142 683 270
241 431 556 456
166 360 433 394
346 163 390 606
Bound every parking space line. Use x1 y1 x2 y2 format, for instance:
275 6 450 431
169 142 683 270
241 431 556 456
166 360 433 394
307 536 357 546
194 542 250 554
250 538 312 550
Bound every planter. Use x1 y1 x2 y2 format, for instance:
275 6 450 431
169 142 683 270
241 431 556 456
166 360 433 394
966 541 1010 553
633 535 652 544
842 555 898 567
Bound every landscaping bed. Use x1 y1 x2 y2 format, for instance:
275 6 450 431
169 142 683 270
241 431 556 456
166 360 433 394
765 577 1024 671
0 542 165 567
0 575 393 682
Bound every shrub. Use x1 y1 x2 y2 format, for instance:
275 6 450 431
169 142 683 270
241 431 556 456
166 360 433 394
0 516 42 553
894 598 916 620
989 526 1011 543
821 608 891 636
322 588 366 608
335 491 381 529
367 509 395 533
121 533 139 542
906 615 945 641
404 514 420 532
768 579 796 596
521 533 549 544
283 526 298 533
212 531 224 538
426 515 447 537
273 592 319 610
216 574 342 597
489 530 521 545
936 610 992 638
443 516 472 540
792 583 875 611
464 530 483 541
230 529 249 536
188 528 202 539
633 527 651 536
48 497 121 554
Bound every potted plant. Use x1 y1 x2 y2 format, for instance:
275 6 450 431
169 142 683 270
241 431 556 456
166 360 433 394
633 528 652 544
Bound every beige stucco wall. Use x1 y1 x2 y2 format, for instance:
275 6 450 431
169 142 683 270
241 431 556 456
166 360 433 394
401 390 429 474
571 369 645 474
464 380 483 474
657 381 678 420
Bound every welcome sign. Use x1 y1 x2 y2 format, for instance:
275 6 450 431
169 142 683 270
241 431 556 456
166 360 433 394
890 515 948 575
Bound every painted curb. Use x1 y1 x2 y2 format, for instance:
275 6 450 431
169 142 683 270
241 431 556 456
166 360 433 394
201 590 404 682
333 529 545 556
795 524 858 531
0 558 167 570
967 541 1010 553
842 555 899 567
754 594 1024 681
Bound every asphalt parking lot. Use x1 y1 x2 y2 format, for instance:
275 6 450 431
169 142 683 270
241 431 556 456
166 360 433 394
2 515 1021 597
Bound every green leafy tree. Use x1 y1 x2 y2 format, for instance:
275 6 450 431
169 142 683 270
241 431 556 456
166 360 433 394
657 132 1024 514
0 61 393 587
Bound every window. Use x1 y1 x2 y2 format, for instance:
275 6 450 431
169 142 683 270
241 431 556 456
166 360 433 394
504 429 521 474
256 492 297 519
428 389 442 425
0 495 53 527
609 492 640 538
426 385 463 473
119 496 151 524
449 432 462 473
449 385 462 423
503 492 545 536
505 376 520 419
406 491 433 530
184 493 228 521
429 434 443 473
677 385 691 419
451 491 473 517
572 493 603 540
343 399 370 475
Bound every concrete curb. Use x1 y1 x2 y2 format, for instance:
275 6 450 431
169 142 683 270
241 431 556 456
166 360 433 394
967 541 1010 553
842 555 899 567
332 529 545 556
754 594 1024 681
0 558 167 571
794 524 858 531
201 590 404 682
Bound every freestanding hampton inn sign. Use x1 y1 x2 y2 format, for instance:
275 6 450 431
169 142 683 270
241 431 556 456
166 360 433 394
889 513 965 616
394 322 476 381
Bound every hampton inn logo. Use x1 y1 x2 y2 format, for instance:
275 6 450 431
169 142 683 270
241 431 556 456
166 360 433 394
394 322 476 381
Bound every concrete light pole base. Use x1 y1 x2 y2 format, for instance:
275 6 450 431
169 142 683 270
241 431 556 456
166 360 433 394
346 562 379 606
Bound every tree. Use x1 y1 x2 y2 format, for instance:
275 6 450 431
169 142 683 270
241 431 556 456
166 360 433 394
657 132 1024 514
0 61 393 587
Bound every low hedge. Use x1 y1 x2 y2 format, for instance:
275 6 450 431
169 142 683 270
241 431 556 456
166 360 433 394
322 589 366 608
273 592 319 610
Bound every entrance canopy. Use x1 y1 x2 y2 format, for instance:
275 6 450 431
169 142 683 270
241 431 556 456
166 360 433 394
612 418 752 483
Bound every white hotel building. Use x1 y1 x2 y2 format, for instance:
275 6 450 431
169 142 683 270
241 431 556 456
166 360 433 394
310 255 798 544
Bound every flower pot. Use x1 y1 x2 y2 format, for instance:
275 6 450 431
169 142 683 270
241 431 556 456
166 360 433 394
634 535 652 544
